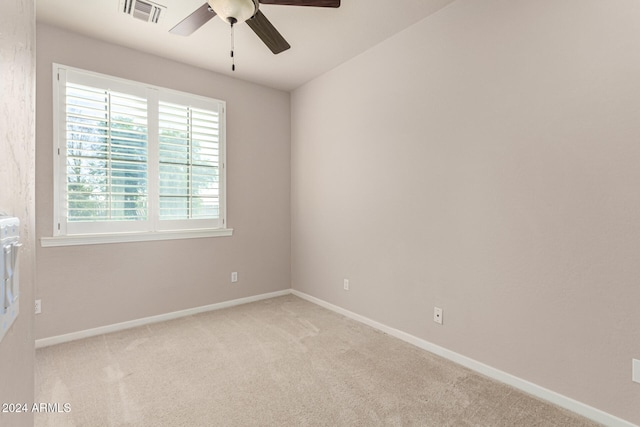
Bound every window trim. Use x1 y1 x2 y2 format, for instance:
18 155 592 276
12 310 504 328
48 64 232 246
40 228 233 247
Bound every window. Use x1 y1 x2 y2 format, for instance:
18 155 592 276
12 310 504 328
47 64 231 245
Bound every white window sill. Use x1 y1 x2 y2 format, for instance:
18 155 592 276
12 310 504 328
40 228 234 247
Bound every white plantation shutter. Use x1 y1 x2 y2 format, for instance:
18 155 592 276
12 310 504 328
65 83 149 224
54 65 226 238
159 102 221 221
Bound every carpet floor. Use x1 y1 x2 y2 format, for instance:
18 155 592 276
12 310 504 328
35 295 600 426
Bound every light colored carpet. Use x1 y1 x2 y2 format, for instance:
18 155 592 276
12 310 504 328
35 295 600 426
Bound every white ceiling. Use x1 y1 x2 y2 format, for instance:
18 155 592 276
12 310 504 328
36 0 457 91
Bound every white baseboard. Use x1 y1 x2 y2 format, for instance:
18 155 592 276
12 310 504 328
291 289 637 427
35 289 291 349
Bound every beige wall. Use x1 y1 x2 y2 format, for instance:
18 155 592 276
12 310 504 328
35 24 291 339
0 0 36 426
291 0 640 424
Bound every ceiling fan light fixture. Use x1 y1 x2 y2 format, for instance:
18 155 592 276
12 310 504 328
209 0 257 24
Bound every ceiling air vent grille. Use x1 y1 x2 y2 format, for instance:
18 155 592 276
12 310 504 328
120 0 166 24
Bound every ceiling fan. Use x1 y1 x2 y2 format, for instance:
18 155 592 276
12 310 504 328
170 0 341 56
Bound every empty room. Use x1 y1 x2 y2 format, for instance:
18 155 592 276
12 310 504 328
1 0 639 425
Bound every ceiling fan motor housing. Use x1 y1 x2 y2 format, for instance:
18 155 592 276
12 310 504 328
209 0 259 24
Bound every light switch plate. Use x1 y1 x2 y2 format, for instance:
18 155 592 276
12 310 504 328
0 216 20 344
633 359 640 384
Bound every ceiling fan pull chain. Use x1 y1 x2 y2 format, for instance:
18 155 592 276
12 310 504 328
230 21 236 71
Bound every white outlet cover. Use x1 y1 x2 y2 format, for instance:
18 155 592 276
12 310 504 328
343 279 349 291
433 307 443 325
633 359 640 384
231 272 238 283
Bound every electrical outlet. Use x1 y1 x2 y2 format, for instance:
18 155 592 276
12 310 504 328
633 359 640 384
34 299 42 315
433 307 443 325
231 272 238 283
343 279 349 291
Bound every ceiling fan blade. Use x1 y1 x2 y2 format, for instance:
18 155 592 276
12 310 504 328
246 10 291 55
259 0 340 7
169 3 217 36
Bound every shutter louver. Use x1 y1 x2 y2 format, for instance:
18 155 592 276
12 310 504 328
159 102 220 220
65 82 148 222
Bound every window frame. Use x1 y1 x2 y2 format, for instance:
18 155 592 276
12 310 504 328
45 64 232 247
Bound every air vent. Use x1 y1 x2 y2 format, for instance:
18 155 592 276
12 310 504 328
120 0 166 24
